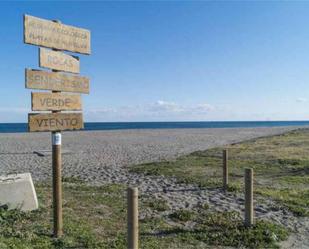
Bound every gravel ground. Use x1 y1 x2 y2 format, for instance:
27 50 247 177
0 126 308 248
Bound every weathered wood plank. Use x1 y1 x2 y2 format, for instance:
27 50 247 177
24 14 91 54
28 113 84 132
39 48 80 74
25 69 89 94
32 92 82 111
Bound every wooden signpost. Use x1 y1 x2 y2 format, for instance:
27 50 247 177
24 14 91 237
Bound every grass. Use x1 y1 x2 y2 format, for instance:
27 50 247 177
145 209 288 249
130 128 309 217
0 177 288 248
256 188 309 217
169 209 196 222
180 211 288 249
143 198 170 212
0 181 126 249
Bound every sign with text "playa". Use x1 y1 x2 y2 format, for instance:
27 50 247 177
32 92 82 111
24 15 91 54
25 69 89 94
39 48 80 74
28 113 84 132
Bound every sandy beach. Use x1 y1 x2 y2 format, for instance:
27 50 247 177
0 126 308 248
0 126 301 182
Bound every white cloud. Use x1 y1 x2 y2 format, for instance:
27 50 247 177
88 107 116 114
148 101 215 114
149 100 185 113
85 100 215 121
195 103 215 113
296 97 308 103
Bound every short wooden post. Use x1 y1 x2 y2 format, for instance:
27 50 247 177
223 149 228 189
244 168 254 227
127 187 138 249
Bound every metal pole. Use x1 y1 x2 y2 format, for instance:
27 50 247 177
51 19 63 237
244 168 254 227
127 187 138 249
223 149 228 189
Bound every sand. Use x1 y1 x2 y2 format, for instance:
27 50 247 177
0 126 308 248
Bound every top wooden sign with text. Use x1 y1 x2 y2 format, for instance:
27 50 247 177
24 14 91 55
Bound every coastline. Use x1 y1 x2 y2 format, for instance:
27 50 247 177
1 121 309 133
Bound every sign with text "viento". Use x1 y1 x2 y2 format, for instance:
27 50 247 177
25 69 89 94
28 113 84 132
39 48 80 74
24 15 91 54
32 92 82 111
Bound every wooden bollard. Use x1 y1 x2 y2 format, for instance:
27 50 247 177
244 168 254 227
52 19 63 238
223 149 228 189
127 187 138 249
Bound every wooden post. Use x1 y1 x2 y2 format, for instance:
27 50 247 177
223 149 228 189
52 19 63 238
244 168 254 227
127 187 138 249
52 132 62 237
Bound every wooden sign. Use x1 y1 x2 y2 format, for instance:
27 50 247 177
32 92 82 111
39 48 80 74
24 14 91 238
28 113 84 132
25 69 89 94
24 14 91 54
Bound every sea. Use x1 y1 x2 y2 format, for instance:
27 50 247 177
0 121 309 133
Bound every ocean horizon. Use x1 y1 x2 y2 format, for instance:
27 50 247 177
0 121 309 133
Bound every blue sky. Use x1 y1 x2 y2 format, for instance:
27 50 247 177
1 1 309 122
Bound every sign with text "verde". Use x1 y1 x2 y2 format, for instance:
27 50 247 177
31 92 82 111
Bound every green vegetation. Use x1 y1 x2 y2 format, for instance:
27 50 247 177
0 178 288 248
143 198 170 212
169 209 196 222
166 210 288 249
131 155 222 188
131 128 309 217
256 188 309 217
144 209 288 249
0 181 127 249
